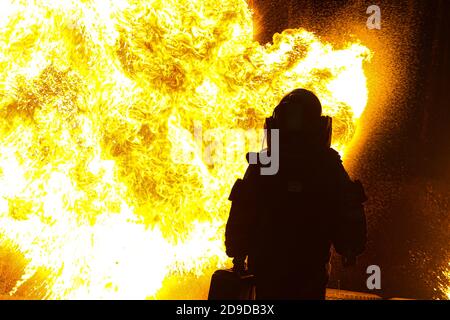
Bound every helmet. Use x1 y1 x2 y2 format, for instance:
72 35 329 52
271 89 322 131
264 89 332 152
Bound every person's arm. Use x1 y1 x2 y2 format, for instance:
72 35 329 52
330 151 368 266
225 163 258 263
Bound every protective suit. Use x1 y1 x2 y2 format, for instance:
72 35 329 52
225 89 367 299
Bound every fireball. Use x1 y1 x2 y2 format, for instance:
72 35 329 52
0 0 370 299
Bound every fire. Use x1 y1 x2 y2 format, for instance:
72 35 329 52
447 278 450 300
0 0 370 299
442 265 450 300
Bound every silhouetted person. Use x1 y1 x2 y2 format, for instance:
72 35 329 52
225 89 367 300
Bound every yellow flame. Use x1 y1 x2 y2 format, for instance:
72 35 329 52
443 265 450 300
0 0 371 299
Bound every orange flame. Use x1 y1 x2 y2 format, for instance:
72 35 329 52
0 0 371 299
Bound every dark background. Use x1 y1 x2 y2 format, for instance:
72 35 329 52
250 0 450 299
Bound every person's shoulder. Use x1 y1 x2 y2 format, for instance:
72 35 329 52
319 148 346 176
324 147 343 163
243 150 267 179
245 149 268 163
228 152 263 201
